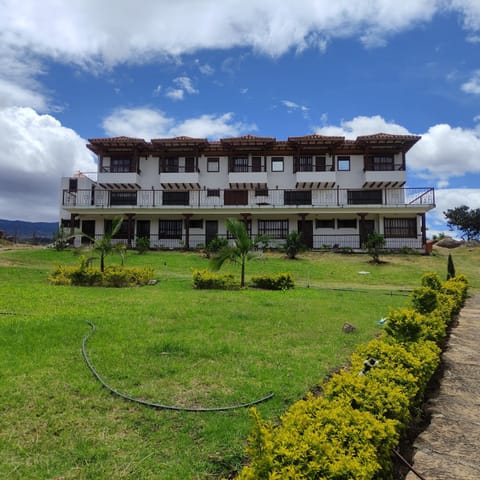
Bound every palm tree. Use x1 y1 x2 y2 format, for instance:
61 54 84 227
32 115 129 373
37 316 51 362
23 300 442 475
210 218 257 287
72 216 124 272
283 231 306 259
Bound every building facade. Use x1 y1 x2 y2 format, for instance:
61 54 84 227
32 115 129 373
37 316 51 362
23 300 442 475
60 133 435 250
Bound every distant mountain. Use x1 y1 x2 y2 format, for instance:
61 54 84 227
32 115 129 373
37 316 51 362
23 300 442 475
0 219 58 242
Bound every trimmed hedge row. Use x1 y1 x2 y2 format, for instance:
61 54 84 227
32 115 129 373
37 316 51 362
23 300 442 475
251 273 295 290
49 265 154 287
236 273 468 480
192 269 238 290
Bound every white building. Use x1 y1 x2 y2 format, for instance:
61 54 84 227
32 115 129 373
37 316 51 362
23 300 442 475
60 133 435 250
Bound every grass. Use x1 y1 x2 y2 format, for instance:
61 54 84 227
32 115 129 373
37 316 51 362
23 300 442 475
0 245 478 479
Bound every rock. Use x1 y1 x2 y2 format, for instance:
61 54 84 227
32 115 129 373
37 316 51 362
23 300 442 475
435 237 464 249
342 322 356 333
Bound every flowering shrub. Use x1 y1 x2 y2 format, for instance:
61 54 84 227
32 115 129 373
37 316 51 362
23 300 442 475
192 269 238 290
250 273 294 290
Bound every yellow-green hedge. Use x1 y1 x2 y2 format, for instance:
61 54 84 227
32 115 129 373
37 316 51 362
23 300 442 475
236 272 468 479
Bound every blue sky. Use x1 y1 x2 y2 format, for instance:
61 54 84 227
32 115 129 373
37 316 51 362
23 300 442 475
0 0 479 237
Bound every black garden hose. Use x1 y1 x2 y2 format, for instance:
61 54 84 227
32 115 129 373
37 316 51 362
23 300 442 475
82 321 274 412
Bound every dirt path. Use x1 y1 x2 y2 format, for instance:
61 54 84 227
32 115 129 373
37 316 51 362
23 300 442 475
406 294 480 480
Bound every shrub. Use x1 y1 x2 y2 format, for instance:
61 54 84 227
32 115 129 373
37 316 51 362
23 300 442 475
365 232 386 264
48 265 154 287
283 231 306 259
136 236 150 254
205 236 228 258
420 272 442 291
192 269 238 290
238 400 398 480
410 286 438 314
250 273 294 290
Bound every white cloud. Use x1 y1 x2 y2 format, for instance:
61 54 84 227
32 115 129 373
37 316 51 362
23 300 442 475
0 107 96 221
315 114 480 187
102 107 256 139
281 100 309 113
429 188 480 234
165 76 198 100
197 62 214 76
314 115 409 139
461 70 480 94
152 84 162 96
408 123 480 183
165 88 184 101
3 0 479 71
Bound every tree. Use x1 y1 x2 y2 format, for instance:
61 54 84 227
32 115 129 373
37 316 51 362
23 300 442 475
365 232 386 264
444 205 480 240
72 216 125 272
447 253 456 280
283 231 306 259
210 219 258 287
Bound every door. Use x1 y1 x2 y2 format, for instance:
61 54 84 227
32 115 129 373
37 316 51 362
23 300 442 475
81 220 95 245
224 189 248 205
360 220 375 247
297 220 313 249
205 220 218 246
137 220 150 238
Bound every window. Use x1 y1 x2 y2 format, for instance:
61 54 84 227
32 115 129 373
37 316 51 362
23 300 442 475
252 156 262 172
206 189 220 197
315 219 335 229
258 220 289 239
255 189 269 197
347 190 382 205
68 178 78 192
185 157 196 173
160 157 179 173
337 156 350 171
110 191 137 205
271 157 284 172
294 156 313 172
384 218 417 238
284 190 312 205
232 156 249 172
110 158 132 173
162 191 190 206
365 155 394 171
188 219 203 229
315 156 327 171
224 189 248 205
207 157 219 172
61 218 80 228
159 220 183 239
337 219 357 229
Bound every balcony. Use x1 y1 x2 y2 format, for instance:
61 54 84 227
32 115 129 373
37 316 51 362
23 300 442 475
159 165 200 189
228 170 268 188
97 167 140 189
295 170 336 188
63 187 435 210
363 160 406 188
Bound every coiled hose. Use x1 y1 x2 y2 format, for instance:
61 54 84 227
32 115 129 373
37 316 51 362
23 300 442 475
82 321 274 412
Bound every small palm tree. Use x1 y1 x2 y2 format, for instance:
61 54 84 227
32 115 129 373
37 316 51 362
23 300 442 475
210 219 258 287
283 231 306 259
72 216 125 272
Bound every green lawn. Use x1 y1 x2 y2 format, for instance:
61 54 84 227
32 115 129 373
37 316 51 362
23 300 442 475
0 246 477 479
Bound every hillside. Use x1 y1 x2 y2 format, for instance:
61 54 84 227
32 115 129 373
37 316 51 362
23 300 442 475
0 219 58 242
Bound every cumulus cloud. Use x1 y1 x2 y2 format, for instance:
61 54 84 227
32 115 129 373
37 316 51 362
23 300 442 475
1 0 478 70
429 188 480 234
461 70 480 94
165 88 185 101
165 76 198 100
0 107 96 221
102 107 256 139
315 114 480 187
314 115 409 139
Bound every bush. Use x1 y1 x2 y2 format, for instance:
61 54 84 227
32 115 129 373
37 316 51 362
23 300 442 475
250 273 294 290
236 272 468 480
48 265 154 287
205 236 228 258
410 286 438 314
192 269 238 290
238 400 398 480
420 272 442 291
136 236 150 254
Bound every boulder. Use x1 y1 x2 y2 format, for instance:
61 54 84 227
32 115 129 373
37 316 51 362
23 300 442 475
435 237 464 249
